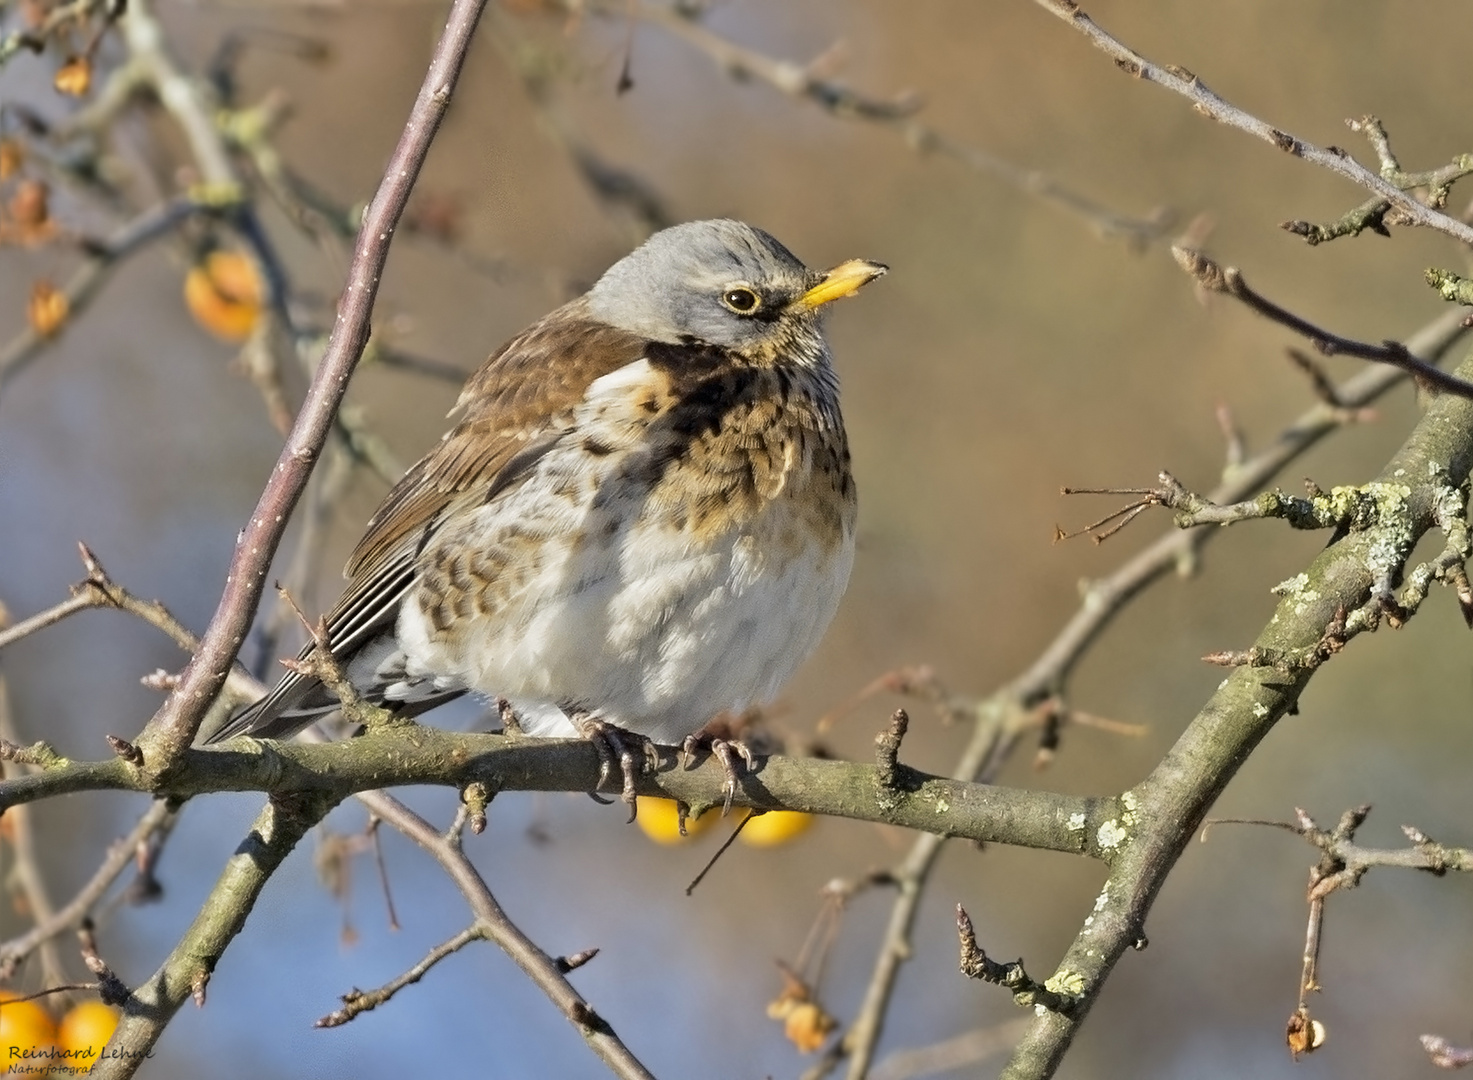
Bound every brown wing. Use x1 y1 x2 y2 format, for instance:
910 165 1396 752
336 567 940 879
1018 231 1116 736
205 300 651 744
344 298 651 585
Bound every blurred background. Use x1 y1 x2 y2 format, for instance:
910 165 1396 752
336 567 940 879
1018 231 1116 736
3 1 1473 1077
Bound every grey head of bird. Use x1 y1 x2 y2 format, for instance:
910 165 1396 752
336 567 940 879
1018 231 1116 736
585 218 887 360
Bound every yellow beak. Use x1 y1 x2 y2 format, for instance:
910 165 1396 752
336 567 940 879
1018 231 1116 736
795 258 888 310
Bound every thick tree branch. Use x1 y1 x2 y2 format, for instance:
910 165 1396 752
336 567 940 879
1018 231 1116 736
0 730 1103 856
92 792 338 1079
1001 350 1473 1078
824 305 1470 1080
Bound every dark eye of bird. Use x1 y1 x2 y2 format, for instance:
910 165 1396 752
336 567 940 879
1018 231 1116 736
722 287 761 314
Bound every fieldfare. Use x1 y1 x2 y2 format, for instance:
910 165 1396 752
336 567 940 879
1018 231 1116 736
210 219 886 807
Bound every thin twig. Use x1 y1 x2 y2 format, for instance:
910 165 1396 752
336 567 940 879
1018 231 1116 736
869 1018 1036 1080
0 800 177 979
0 198 202 395
0 592 95 651
606 0 1171 248
325 757 657 1080
0 543 260 712
316 924 487 1027
134 0 492 767
0 671 70 990
1033 0 1473 247
956 905 1076 1015
1282 117 1473 246
1173 247 1473 401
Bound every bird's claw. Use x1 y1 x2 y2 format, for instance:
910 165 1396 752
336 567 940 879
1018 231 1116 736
683 734 755 816
574 715 654 822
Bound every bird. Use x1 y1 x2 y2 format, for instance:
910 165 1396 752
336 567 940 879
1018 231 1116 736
208 219 886 810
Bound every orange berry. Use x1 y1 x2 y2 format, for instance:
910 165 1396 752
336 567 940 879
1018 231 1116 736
57 1000 119 1071
183 250 264 342
53 55 92 97
0 989 57 1073
782 1000 835 1053
27 279 68 338
738 809 813 848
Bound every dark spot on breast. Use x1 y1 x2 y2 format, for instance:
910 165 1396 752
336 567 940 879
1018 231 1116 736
583 437 616 456
645 339 743 381
775 366 792 401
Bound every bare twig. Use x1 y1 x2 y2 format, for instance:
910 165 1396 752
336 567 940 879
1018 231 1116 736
1067 460 1471 648
134 0 491 767
0 592 96 651
1282 117 1473 245
1173 247 1473 400
0 671 70 990
0 544 259 715
684 812 755 896
316 924 487 1028
1069 470 1422 536
1033 1 1473 247
1285 348 1360 411
956 906 1076 1015
1290 807 1473 882
1216 802 1470 1060
869 1018 1037 1080
605 1 1171 248
1284 805 1374 1060
326 760 657 1080
77 920 130 1006
873 709 910 789
0 789 179 978
0 198 202 395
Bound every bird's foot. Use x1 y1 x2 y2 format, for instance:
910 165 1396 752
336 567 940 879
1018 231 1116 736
572 714 657 821
681 733 756 816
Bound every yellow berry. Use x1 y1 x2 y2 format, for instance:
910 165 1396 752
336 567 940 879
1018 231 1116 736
738 809 814 847
0 989 57 1071
184 250 264 342
57 1000 119 1071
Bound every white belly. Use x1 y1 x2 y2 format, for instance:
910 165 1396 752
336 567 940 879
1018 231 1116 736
390 357 854 743
396 513 852 743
